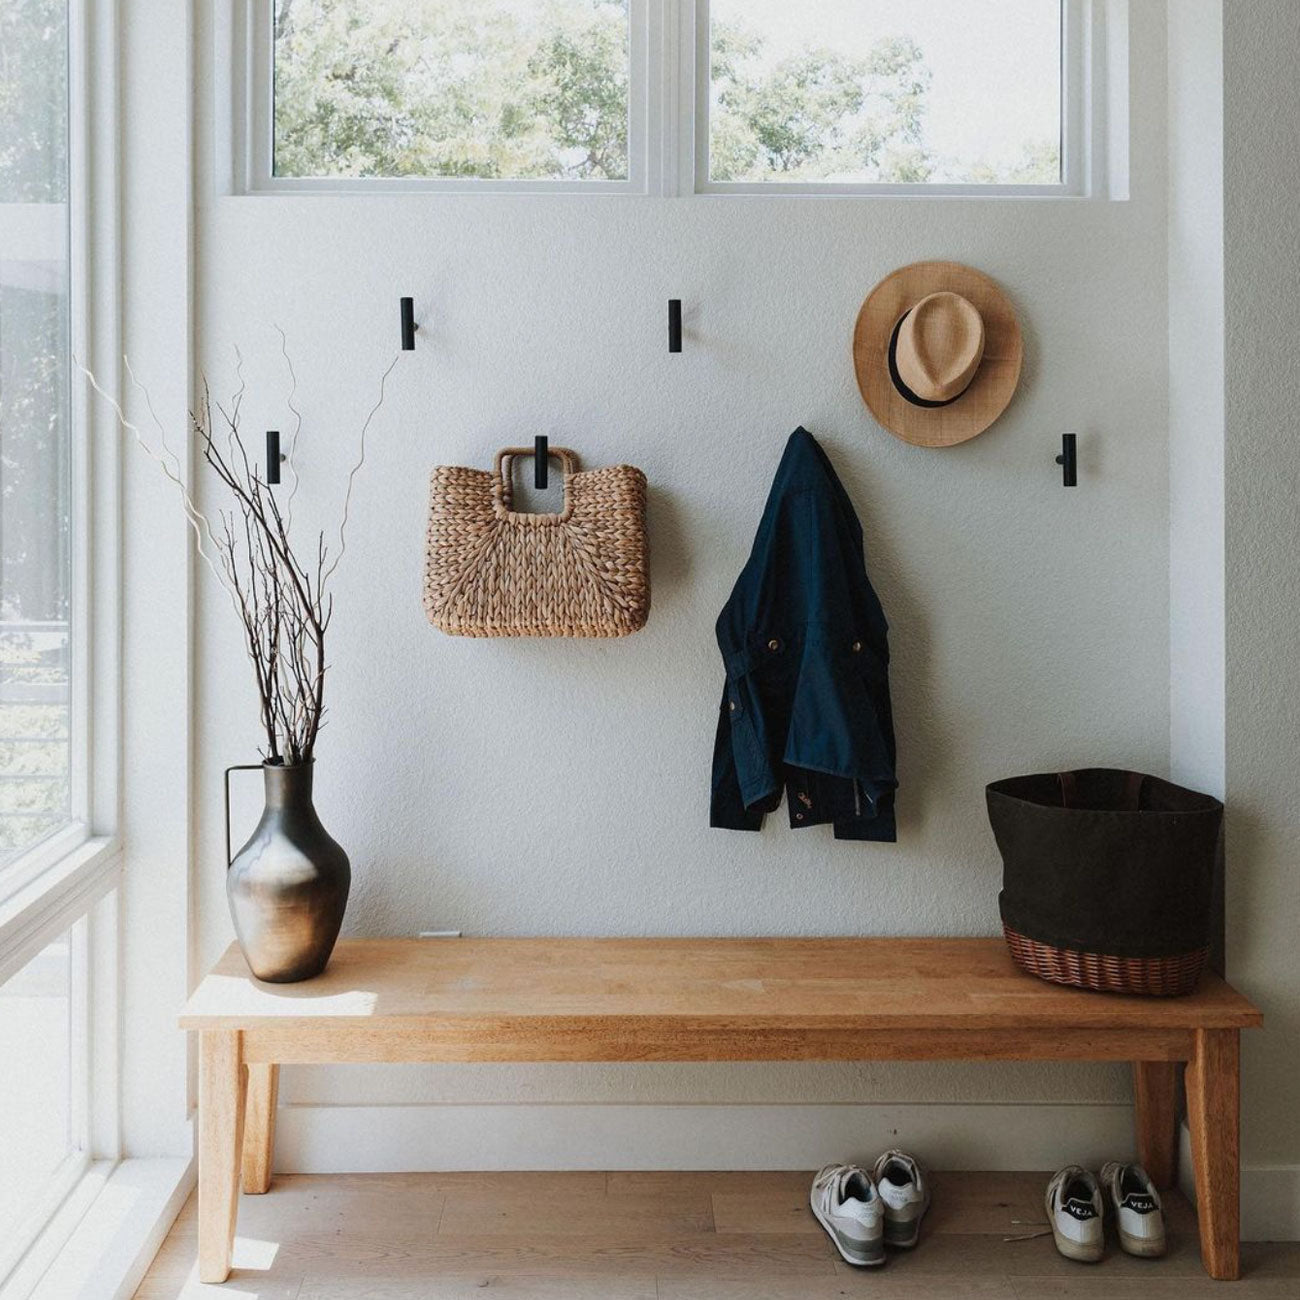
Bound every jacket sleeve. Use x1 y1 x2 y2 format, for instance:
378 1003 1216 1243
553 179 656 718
780 487 898 809
709 686 764 831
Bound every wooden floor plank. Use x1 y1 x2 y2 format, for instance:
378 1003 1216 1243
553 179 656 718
659 1277 1017 1299
297 1278 657 1299
436 1188 716 1239
922 1170 1048 1236
711 1188 821 1237
1009 1281 1300 1298
607 1170 813 1197
132 1277 303 1300
133 1172 1300 1299
406 1233 836 1280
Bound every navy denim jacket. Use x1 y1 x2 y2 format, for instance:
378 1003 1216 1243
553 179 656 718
711 428 898 840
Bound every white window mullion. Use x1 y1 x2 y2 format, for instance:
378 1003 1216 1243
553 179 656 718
68 912 91 1160
1063 0 1089 196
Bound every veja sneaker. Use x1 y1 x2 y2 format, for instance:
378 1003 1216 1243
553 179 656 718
810 1164 885 1267
1100 1161 1167 1258
1045 1165 1105 1263
871 1149 931 1248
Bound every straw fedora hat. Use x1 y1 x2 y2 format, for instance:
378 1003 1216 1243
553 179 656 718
853 261 1023 447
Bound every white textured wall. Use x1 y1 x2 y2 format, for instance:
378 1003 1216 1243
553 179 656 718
1167 0 1224 801
119 0 195 1159
1222 0 1300 1181
188 6 1171 1146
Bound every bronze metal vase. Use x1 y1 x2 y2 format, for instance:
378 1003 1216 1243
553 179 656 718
225 760 350 983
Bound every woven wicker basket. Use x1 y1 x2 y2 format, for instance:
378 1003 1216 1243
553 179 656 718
424 446 649 638
987 769 1222 998
1001 923 1209 997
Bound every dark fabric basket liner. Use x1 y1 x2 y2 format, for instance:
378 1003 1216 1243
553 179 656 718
987 768 1223 960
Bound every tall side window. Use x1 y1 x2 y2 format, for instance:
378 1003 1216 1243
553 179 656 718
699 0 1067 193
0 0 74 867
0 2 114 1280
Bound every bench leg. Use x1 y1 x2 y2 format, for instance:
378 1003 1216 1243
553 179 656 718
198 1030 247 1284
1133 1060 1181 1190
1186 1028 1241 1281
242 1063 279 1195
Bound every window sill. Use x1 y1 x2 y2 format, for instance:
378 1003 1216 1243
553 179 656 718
3 1154 194 1300
0 834 120 983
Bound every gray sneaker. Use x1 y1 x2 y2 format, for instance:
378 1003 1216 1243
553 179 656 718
1100 1161 1167 1258
871 1149 930 1248
810 1164 885 1267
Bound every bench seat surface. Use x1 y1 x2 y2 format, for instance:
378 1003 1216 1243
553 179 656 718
183 937 1260 1042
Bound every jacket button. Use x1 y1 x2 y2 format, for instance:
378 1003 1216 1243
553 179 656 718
795 812 805 821
767 638 781 652
729 700 737 712
852 641 863 653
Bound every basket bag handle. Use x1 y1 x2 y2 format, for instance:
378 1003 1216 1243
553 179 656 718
493 446 580 519
1056 770 1146 811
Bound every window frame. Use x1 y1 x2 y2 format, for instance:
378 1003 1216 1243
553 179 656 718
689 0 1082 197
0 0 122 1286
241 0 656 194
233 0 1103 199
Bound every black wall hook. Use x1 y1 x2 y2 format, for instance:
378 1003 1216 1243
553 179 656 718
534 435 549 490
266 430 286 485
668 299 682 353
400 297 418 351
1056 433 1078 487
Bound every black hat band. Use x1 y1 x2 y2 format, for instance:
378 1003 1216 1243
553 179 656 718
887 309 974 409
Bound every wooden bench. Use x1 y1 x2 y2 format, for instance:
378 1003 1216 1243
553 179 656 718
181 937 1262 1284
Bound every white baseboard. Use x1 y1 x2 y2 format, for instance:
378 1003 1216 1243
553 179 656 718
1178 1122 1300 1243
277 1101 1135 1175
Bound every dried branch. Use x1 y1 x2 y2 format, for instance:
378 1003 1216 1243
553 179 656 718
81 344 395 764
323 352 399 584
76 357 239 609
276 326 305 528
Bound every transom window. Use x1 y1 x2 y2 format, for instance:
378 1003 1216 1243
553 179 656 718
702 0 1064 191
266 0 639 188
246 1 1084 195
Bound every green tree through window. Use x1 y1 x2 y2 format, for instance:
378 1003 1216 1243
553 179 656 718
270 1 1060 186
273 0 631 180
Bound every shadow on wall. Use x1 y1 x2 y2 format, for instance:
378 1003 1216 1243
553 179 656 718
833 444 941 839
646 484 692 606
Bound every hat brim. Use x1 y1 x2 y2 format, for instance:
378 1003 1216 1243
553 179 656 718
853 261 1023 447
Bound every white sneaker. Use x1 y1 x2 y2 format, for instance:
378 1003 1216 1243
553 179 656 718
871 1149 930 1248
810 1164 885 1267
1045 1165 1105 1263
1100 1161 1167 1258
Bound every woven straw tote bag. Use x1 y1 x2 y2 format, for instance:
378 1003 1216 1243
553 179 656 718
424 446 649 638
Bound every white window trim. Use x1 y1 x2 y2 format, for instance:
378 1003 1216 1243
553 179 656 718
237 0 658 194
230 0 1125 199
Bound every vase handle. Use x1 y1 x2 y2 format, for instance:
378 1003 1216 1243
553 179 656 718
224 765 264 869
